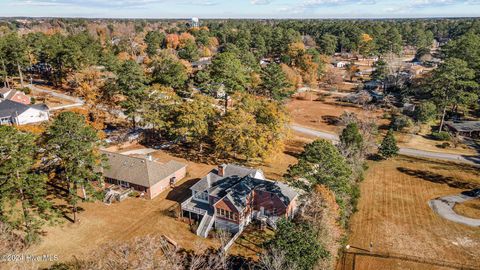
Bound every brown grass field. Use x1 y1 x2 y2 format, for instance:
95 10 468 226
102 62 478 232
286 94 478 156
286 94 388 134
344 156 480 270
454 200 480 220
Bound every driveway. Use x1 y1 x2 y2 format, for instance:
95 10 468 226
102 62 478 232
28 83 84 110
429 194 480 227
290 124 480 166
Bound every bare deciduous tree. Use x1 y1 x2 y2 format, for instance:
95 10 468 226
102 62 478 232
259 247 294 270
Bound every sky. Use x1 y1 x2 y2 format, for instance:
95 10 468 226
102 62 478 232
0 0 479 19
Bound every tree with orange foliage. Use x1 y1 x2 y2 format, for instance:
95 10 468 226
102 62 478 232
280 63 302 89
345 61 359 82
165 34 180 49
287 41 306 66
178 32 195 48
359 33 374 57
67 67 106 105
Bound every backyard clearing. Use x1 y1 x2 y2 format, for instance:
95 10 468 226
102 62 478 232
25 149 217 269
23 136 306 268
343 156 480 270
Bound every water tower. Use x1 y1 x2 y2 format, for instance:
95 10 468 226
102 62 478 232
191 17 200 28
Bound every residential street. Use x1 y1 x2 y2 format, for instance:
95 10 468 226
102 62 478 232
290 124 480 166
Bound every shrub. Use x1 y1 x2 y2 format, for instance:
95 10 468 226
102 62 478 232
20 87 31 94
431 131 451 141
437 142 450 148
414 101 437 123
391 114 413 131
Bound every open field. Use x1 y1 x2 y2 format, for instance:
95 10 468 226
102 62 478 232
395 128 477 156
286 94 388 134
287 93 478 156
454 200 480 219
344 156 480 270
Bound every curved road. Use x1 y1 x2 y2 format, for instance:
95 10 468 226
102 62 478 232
429 194 480 227
290 124 480 166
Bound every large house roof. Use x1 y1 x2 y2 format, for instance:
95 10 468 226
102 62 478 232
190 164 263 192
446 121 480 132
0 99 30 118
213 176 299 212
101 150 187 188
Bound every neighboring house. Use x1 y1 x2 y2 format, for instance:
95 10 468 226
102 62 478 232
181 164 299 237
101 150 187 199
445 121 480 139
0 100 49 125
332 61 348 68
0 88 30 105
191 57 212 70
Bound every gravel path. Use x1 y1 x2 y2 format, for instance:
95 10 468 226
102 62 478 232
429 194 480 227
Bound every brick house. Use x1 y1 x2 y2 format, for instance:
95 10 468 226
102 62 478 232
181 164 299 237
100 150 187 199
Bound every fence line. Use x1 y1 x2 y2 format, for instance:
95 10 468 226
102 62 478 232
340 250 480 270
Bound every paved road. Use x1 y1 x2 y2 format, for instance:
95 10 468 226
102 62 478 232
28 84 84 109
429 194 480 227
290 124 480 166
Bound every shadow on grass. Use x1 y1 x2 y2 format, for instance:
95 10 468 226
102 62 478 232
397 167 478 189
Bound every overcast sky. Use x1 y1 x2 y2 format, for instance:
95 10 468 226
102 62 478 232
1 0 479 18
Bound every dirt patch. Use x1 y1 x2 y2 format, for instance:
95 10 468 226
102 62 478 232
286 94 388 134
454 199 480 219
345 156 480 270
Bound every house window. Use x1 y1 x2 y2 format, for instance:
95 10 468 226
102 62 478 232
272 208 277 216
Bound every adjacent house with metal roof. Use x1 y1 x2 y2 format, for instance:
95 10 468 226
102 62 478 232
100 150 187 199
0 99 49 125
181 164 299 237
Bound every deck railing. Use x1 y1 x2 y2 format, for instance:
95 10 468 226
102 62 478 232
181 198 208 215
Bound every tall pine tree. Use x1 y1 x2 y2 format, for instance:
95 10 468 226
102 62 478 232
0 126 55 243
379 130 399 159
44 112 104 223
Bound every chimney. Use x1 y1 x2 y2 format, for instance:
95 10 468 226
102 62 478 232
218 164 226 177
146 154 153 161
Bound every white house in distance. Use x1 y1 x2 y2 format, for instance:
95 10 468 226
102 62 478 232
0 99 49 125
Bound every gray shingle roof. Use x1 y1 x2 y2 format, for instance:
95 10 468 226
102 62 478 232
100 150 186 187
190 164 261 192
446 121 480 132
0 100 29 118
